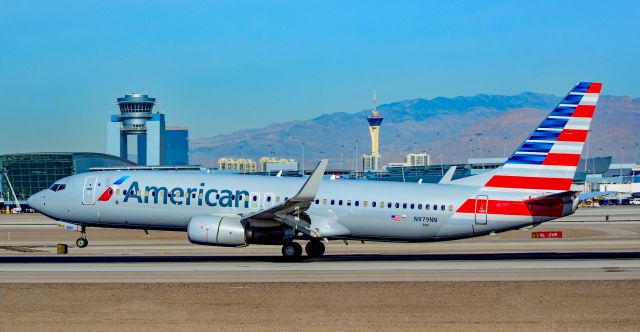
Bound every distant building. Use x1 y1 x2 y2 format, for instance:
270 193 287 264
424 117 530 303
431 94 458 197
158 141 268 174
165 126 189 166
0 152 135 203
362 154 381 172
107 93 189 166
259 157 298 172
405 153 431 166
217 158 257 173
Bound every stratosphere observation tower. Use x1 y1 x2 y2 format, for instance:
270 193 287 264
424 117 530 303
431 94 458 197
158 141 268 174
367 91 383 158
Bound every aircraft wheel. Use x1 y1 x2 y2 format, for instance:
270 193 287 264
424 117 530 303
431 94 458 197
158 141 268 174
282 242 302 260
76 237 88 248
305 240 325 258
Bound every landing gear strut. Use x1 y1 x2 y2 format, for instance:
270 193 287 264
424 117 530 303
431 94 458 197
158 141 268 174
305 240 325 258
281 241 303 260
76 226 88 248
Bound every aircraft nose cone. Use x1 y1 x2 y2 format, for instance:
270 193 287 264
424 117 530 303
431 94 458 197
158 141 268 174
27 192 44 210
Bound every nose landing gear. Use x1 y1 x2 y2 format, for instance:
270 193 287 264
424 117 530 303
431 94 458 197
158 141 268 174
76 226 89 248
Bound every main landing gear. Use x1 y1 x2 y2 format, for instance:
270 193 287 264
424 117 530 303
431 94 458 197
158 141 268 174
281 240 325 260
76 226 89 248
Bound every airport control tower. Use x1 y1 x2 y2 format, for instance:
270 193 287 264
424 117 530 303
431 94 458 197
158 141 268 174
107 93 166 165
364 91 383 171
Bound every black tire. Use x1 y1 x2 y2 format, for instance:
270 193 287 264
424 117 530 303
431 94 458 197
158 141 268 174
76 237 88 248
282 242 303 260
305 240 325 258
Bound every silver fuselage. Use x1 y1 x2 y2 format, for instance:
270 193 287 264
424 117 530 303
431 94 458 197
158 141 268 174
28 170 563 242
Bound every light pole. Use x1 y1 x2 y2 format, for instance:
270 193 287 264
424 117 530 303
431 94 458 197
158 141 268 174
354 139 359 174
339 144 344 170
469 138 474 160
620 146 625 179
476 133 484 169
436 132 443 175
633 142 639 185
503 136 508 159
301 142 305 175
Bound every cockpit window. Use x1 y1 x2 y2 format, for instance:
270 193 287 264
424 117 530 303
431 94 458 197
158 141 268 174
48 183 66 192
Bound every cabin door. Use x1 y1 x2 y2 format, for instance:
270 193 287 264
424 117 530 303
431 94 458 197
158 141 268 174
82 176 98 205
474 195 488 225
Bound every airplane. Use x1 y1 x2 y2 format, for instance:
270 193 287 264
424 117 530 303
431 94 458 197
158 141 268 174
28 82 602 260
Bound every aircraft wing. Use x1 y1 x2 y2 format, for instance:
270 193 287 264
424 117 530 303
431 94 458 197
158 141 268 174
241 159 329 238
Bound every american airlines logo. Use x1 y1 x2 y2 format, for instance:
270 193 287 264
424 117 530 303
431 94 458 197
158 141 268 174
97 176 130 202
118 181 250 208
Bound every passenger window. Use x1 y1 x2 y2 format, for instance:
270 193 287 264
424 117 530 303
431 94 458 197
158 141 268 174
276 197 281 203
267 196 272 202
339 200 343 206
231 195 235 200
402 203 407 209
410 203 414 209
361 201 365 207
371 201 376 207
418 204 422 209
387 203 392 208
315 199 319 204
425 204 430 210
355 201 360 207
253 195 257 201
216 194 220 199
433 204 437 210
395 203 399 208
380 202 384 208
331 199 335 205
323 199 327 205
347 200 351 206
449 205 453 211
441 205 445 211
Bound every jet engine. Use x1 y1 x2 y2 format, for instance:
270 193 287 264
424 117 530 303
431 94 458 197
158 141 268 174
187 215 247 247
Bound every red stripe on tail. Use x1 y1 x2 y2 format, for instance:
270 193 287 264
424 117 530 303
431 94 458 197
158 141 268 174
485 175 573 191
572 105 595 118
586 82 602 93
542 153 581 166
556 129 588 142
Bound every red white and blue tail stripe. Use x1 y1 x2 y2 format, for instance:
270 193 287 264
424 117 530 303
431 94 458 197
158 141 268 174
484 82 602 192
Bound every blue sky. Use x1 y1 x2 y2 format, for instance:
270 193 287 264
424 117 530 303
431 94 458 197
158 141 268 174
1 0 638 153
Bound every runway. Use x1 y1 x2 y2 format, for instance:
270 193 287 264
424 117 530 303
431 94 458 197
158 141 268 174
1 210 639 330
0 208 639 282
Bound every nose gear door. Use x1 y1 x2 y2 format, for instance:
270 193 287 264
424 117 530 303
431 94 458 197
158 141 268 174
82 176 98 205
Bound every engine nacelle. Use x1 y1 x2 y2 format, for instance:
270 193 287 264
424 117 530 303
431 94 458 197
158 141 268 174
187 215 247 247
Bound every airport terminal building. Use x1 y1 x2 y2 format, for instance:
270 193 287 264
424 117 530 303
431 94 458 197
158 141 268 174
0 152 135 204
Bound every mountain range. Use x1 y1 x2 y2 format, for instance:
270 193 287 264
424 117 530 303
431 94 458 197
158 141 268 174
190 92 640 169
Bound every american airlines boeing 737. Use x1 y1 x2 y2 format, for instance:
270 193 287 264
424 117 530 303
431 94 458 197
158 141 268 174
28 82 602 260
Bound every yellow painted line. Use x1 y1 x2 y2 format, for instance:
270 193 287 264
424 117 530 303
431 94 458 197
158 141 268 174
0 246 48 253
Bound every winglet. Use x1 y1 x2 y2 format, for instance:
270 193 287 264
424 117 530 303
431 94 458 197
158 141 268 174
438 166 457 184
291 159 328 202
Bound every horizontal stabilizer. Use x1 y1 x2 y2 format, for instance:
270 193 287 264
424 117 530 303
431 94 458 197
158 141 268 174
524 191 579 205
